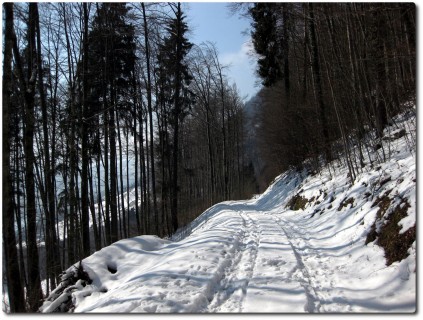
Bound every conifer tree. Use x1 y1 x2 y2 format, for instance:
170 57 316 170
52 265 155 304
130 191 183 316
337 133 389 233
86 2 136 243
249 3 282 87
157 3 193 232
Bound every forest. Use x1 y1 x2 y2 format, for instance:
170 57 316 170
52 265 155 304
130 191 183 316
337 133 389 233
2 2 415 313
241 2 416 188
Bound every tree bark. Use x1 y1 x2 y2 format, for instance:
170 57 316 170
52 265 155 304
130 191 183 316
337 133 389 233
308 3 332 162
80 2 91 257
13 3 44 311
3 3 27 312
34 3 60 292
142 2 159 235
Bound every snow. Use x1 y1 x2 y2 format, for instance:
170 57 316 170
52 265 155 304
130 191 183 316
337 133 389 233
40 111 416 313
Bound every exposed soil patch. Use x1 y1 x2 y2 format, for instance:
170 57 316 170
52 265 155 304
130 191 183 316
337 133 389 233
286 194 309 211
366 197 415 266
337 197 355 211
372 193 392 218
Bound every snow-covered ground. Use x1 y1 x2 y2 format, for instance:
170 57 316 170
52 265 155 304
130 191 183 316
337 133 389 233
40 111 416 313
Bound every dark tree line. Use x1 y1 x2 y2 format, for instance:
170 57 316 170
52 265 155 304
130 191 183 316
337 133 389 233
2 2 255 312
241 2 415 186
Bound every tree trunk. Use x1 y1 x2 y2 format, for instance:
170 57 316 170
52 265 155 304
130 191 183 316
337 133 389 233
109 100 118 243
282 4 290 98
34 3 59 292
142 3 159 235
81 2 91 258
117 114 127 238
88 160 100 250
170 3 186 233
13 3 44 311
3 3 26 312
133 100 141 233
62 1 77 266
373 5 389 138
139 107 148 234
96 142 104 246
103 103 111 245
308 3 332 162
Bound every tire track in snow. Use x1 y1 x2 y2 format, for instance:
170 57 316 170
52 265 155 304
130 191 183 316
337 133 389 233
276 217 344 312
275 216 322 313
207 211 260 312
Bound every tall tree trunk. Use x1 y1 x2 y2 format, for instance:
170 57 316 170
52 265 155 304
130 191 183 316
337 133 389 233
80 2 91 257
117 114 127 238
143 107 150 233
88 160 100 250
16 143 28 292
282 4 290 98
133 104 141 233
141 114 148 234
210 46 229 200
13 3 44 311
142 3 159 235
373 5 389 138
205 105 215 205
62 1 77 266
3 3 26 312
308 3 332 162
62 145 69 267
109 99 118 243
125 125 131 236
96 141 104 246
103 103 111 245
170 3 185 233
34 3 59 292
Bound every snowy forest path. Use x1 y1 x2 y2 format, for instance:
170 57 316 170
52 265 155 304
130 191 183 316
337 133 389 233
275 216 322 312
236 211 321 312
206 210 260 312
205 208 325 313
273 215 355 313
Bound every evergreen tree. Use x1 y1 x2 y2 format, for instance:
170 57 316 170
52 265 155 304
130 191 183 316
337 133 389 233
249 3 282 87
157 3 193 233
85 2 136 243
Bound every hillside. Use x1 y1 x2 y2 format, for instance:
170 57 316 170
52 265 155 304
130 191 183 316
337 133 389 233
40 110 416 313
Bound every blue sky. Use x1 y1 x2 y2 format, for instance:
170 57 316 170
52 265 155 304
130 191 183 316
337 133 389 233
184 2 259 100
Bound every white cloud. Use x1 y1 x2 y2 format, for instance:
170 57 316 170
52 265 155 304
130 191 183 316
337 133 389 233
220 39 254 66
219 39 259 100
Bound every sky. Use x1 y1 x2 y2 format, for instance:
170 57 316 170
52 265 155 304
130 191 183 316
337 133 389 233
184 2 260 101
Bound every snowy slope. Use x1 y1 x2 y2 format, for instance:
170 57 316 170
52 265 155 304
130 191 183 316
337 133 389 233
41 111 416 313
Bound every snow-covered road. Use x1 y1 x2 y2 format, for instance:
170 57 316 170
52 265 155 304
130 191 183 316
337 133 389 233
206 209 321 313
42 194 415 313
41 114 416 313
